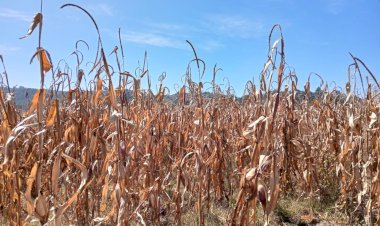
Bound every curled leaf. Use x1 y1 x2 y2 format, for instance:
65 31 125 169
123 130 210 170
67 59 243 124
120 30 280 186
28 89 45 115
20 13 42 39
30 48 52 73
46 99 58 127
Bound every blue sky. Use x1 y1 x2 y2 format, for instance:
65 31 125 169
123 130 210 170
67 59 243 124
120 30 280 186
0 0 379 95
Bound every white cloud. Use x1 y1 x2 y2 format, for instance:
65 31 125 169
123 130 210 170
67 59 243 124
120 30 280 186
148 23 183 31
121 31 223 51
122 32 184 49
147 22 202 34
199 40 224 52
207 15 266 39
120 21 225 51
0 8 30 22
0 44 21 55
97 4 113 16
89 3 114 16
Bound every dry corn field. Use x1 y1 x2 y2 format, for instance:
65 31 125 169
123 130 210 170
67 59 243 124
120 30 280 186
1 4 380 226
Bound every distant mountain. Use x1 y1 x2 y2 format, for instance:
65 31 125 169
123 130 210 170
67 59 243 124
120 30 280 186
6 86 36 110
2 86 332 111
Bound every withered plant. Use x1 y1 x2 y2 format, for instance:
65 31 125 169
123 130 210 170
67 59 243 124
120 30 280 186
0 3 379 226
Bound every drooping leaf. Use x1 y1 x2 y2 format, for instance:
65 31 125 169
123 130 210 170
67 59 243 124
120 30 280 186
34 193 49 223
25 163 39 215
51 151 61 197
179 86 186 104
39 48 52 72
93 79 103 105
30 48 52 73
100 175 110 211
28 89 45 115
46 99 58 127
109 81 118 110
20 13 42 39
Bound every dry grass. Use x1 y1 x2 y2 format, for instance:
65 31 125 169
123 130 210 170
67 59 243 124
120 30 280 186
1 2 380 226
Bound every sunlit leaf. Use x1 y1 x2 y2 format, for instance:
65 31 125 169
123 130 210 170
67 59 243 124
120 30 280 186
28 89 45 115
19 13 42 39
46 99 58 127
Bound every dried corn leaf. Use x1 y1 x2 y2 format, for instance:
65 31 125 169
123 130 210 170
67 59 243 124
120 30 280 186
20 13 42 39
179 86 186 104
94 79 103 104
100 175 110 212
34 193 49 222
25 163 39 215
109 81 118 109
51 151 61 197
46 99 58 127
38 48 52 73
57 154 88 214
369 112 377 129
245 167 256 181
247 116 267 130
28 89 45 115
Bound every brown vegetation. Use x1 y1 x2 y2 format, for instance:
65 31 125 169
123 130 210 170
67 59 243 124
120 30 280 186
1 3 380 226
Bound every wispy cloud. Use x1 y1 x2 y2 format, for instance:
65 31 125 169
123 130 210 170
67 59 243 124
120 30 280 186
147 22 225 50
0 8 30 22
0 44 21 55
89 3 114 16
206 15 266 39
199 40 224 52
148 23 183 31
146 22 202 34
120 21 224 51
325 0 344 15
121 31 184 49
